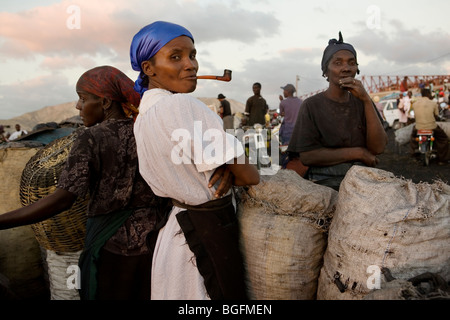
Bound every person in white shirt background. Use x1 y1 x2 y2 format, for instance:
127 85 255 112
8 124 27 141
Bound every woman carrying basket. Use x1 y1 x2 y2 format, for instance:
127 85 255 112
0 65 232 300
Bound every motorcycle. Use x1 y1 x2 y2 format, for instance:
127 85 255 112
241 124 275 171
415 129 437 166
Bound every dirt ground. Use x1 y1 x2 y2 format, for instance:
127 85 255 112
376 128 450 185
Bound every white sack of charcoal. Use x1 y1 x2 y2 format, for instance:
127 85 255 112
237 169 338 300
317 165 450 300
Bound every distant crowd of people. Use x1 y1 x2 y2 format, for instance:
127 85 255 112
217 81 303 144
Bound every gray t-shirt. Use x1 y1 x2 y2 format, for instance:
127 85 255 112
288 92 367 154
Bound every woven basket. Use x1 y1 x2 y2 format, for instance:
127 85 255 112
19 129 88 252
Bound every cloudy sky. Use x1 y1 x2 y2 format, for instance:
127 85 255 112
0 0 449 119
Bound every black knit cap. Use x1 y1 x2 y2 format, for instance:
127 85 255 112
321 32 359 77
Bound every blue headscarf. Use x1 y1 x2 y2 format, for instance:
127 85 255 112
130 21 194 96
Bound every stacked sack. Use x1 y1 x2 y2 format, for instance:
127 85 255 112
317 165 450 300
237 169 338 300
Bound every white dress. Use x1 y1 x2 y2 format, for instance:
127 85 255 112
134 89 244 299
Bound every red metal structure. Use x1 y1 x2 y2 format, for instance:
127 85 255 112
299 75 449 100
360 75 449 93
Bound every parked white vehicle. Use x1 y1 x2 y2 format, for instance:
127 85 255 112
380 98 415 129
380 99 400 129
379 92 419 129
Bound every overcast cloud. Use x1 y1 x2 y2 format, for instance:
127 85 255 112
0 0 449 119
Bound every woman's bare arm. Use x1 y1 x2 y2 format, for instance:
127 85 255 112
227 154 260 186
300 146 379 167
0 188 76 230
340 77 388 154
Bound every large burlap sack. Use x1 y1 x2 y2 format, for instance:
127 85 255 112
394 124 414 145
238 169 338 300
45 249 81 300
317 166 450 300
0 147 49 299
437 121 450 139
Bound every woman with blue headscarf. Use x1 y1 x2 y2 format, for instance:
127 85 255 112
130 21 259 300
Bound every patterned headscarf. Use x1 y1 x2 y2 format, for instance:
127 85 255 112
321 32 359 77
130 21 194 96
76 66 140 119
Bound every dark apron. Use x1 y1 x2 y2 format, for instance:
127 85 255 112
172 195 248 300
78 209 133 300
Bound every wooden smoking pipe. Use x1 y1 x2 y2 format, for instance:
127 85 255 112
197 69 232 82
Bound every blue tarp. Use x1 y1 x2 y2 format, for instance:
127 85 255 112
16 127 76 145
